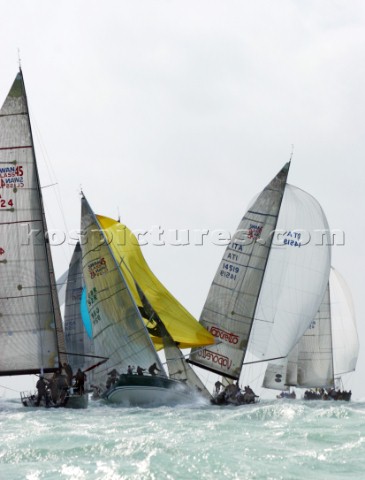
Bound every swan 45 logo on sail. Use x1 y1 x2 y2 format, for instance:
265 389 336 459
0 165 24 188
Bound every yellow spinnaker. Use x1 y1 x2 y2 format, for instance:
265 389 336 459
96 215 214 350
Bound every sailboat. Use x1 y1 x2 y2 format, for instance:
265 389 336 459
263 267 359 401
63 242 111 396
189 162 332 405
79 195 215 406
0 70 87 408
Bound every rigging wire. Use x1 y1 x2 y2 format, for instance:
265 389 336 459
0 384 21 393
26 101 74 268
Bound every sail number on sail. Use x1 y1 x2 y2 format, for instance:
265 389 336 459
220 262 240 281
282 231 302 248
0 194 14 208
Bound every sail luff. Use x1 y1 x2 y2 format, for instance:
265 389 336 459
19 69 67 368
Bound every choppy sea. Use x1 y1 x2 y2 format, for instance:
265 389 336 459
1 396 365 480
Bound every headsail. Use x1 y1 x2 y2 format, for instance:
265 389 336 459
0 71 66 376
96 214 215 350
80 196 165 388
189 163 331 382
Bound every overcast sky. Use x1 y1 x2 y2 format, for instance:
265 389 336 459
1 0 364 399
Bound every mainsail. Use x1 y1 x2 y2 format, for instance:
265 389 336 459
0 70 66 376
263 267 359 390
189 163 331 382
80 195 166 388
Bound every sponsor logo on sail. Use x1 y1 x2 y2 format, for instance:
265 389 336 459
88 257 108 279
247 224 263 240
198 348 232 370
210 326 239 345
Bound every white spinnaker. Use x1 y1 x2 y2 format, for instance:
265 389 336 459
248 184 331 362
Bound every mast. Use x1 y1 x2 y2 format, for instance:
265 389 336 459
19 69 67 368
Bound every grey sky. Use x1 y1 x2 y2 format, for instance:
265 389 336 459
0 0 364 398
